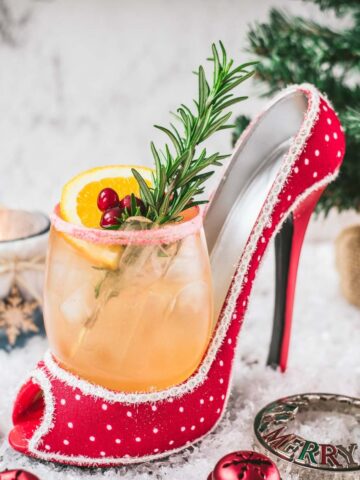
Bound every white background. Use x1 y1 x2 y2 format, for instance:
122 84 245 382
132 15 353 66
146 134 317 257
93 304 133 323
0 0 357 236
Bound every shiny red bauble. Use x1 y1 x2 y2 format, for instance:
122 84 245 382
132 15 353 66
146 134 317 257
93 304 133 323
208 451 280 480
0 470 39 480
97 188 120 212
100 206 123 228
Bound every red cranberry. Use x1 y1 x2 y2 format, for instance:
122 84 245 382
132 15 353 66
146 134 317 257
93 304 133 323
100 207 123 228
97 188 119 212
119 194 145 213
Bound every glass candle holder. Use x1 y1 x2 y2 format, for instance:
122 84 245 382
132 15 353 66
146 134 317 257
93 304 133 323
0 208 50 348
45 207 214 392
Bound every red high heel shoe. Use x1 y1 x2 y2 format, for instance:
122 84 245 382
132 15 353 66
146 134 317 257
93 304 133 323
9 84 345 466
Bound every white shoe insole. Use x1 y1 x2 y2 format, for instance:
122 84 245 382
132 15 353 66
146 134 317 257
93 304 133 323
204 91 309 319
209 142 290 317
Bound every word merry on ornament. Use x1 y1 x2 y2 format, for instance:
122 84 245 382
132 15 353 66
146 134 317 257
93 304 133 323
254 393 360 475
262 426 358 469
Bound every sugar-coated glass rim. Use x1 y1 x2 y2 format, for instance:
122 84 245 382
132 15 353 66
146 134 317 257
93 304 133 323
50 205 203 245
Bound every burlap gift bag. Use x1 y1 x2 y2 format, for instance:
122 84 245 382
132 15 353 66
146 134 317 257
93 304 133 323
336 225 360 308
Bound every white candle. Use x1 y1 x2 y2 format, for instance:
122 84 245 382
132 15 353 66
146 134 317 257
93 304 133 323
0 208 50 302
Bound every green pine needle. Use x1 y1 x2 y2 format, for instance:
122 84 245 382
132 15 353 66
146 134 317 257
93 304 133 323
234 3 360 215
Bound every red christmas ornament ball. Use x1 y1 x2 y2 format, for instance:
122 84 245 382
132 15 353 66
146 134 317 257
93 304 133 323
0 470 39 480
208 451 280 480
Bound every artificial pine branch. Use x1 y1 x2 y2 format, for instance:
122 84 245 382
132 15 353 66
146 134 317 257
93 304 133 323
232 114 251 147
304 0 360 15
235 2 360 215
132 42 256 225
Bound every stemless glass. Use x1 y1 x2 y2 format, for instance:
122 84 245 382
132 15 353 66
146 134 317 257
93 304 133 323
44 206 214 392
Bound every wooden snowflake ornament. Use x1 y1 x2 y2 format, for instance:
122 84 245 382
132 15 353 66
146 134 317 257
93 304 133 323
0 284 39 346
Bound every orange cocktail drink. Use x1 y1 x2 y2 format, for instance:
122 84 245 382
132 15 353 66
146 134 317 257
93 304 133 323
44 204 214 392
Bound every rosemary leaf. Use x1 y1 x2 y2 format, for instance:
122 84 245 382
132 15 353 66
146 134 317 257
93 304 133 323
130 42 256 225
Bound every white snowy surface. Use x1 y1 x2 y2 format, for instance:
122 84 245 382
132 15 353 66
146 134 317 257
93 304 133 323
0 240 359 479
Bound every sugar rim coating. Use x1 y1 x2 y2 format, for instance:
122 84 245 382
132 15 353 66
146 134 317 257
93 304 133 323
50 205 203 245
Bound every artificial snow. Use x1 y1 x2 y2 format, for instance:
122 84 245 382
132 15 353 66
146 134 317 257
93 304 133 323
0 241 359 479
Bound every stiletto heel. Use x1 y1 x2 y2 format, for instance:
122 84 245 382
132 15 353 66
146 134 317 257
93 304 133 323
10 84 346 466
267 187 326 371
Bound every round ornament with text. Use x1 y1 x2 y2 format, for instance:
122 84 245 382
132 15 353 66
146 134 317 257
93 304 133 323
254 393 360 479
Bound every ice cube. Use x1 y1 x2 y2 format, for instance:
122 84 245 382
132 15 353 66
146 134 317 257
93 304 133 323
60 285 95 324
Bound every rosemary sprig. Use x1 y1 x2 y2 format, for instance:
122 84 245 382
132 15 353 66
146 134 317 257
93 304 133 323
132 42 256 225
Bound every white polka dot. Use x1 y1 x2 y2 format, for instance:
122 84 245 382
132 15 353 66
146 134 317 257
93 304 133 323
232 313 237 319
60 399 66 406
294 167 299 174
333 132 338 139
323 105 328 111
154 448 159 453
67 422 73 429
153 427 159 434
242 300 246 307
209 396 214 402
327 118 332 125
115 439 121 444
221 394 225 400
169 440 174 445
45 445 51 451
102 404 108 411
261 237 265 243
151 405 157 412
89 436 95 442
257 255 261 261
313 172 318 178
244 276 248 283
287 195 292 201
100 451 106 457
304 158 310 165
228 339 232 345
126 411 132 417
337 150 341 158
168 398 174 403
315 149 320 157
179 406 184 413
200 417 205 423
135 437 141 442
200 399 204 405
75 394 81 401
181 426 186 432
219 378 224 384
325 134 330 142
63 439 69 446
106 425 112 431
191 425 196 431
217 408 221 414
219 360 224 367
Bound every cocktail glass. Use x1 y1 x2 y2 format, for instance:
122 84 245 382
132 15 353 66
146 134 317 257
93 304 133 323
44 206 214 392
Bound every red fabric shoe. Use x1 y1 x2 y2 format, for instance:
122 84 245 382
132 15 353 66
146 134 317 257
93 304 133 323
9 84 345 466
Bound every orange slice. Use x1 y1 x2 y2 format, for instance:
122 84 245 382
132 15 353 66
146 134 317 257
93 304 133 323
59 165 153 269
60 165 153 228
